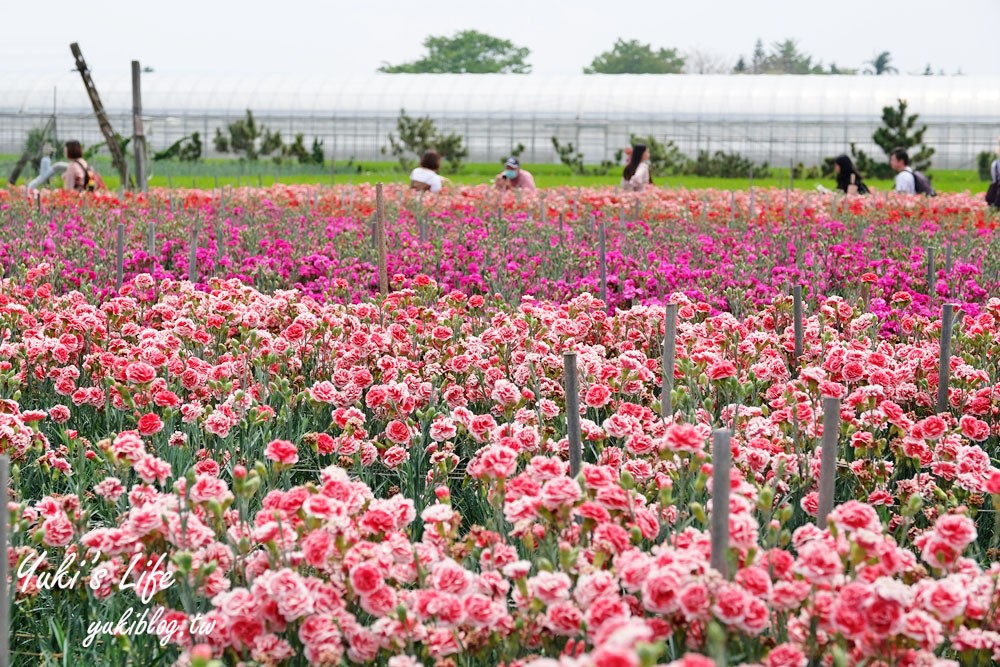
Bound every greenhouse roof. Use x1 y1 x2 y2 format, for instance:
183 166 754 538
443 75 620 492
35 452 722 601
2 73 998 121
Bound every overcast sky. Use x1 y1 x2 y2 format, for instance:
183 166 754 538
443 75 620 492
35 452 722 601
3 0 997 78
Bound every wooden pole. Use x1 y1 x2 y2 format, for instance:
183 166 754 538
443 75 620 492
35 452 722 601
662 303 678 421
0 455 7 667
817 397 840 527
710 429 731 578
115 223 124 291
938 304 954 413
131 61 147 193
563 352 582 478
793 285 804 364
376 183 388 296
70 43 128 186
945 244 953 273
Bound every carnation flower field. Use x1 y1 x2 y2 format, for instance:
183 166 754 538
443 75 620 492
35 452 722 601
2 185 1000 667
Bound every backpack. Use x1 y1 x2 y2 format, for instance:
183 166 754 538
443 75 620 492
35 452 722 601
908 168 937 197
74 159 98 192
986 162 1000 209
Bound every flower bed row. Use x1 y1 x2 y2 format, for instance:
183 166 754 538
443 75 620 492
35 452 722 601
1 185 998 322
2 270 999 665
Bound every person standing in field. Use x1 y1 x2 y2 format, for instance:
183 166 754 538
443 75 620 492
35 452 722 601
987 137 1000 209
889 147 916 194
62 140 99 192
410 150 446 193
621 143 652 192
26 143 69 193
494 157 535 190
833 155 869 195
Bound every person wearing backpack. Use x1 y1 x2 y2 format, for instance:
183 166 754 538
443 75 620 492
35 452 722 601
986 137 1000 209
890 147 936 196
62 140 99 192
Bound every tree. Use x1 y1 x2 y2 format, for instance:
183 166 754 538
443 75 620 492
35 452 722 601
827 63 858 75
551 138 615 175
584 39 685 74
379 30 530 73
751 39 766 74
153 133 202 162
851 98 934 178
864 51 898 75
760 39 825 74
382 109 467 172
684 49 732 74
214 110 283 161
733 56 747 74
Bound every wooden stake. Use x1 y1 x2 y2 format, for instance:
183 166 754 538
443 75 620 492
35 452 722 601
376 183 388 296
817 397 840 527
927 246 936 295
662 303 678 420
147 222 156 259
0 455 8 667
710 429 731 578
598 215 607 307
938 304 954 413
188 227 198 283
793 285 804 365
563 352 582 477
115 223 124 291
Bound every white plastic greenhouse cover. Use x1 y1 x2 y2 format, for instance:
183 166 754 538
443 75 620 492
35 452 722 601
3 72 999 120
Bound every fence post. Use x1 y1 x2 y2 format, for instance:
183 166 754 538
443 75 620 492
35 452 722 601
563 352 582 478
945 244 953 273
0 455 8 667
938 304 954 413
793 285 804 365
116 223 124 291
131 61 147 193
598 215 607 307
817 397 841 527
710 429 732 579
662 303 678 421
376 183 388 296
731 191 737 224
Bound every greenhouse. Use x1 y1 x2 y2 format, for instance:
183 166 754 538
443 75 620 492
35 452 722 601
1 72 997 168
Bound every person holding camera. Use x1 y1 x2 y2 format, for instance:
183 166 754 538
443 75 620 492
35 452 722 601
494 157 535 191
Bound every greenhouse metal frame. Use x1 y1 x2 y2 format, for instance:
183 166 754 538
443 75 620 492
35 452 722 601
1 73 997 169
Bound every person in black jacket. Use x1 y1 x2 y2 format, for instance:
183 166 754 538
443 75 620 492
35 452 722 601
833 155 870 195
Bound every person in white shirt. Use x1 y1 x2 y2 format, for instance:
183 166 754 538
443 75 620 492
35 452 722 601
890 147 916 194
410 150 445 193
621 143 652 192
26 143 69 193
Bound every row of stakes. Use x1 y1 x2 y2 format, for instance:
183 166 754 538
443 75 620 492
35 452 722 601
93 180 949 302
561 294 957 580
